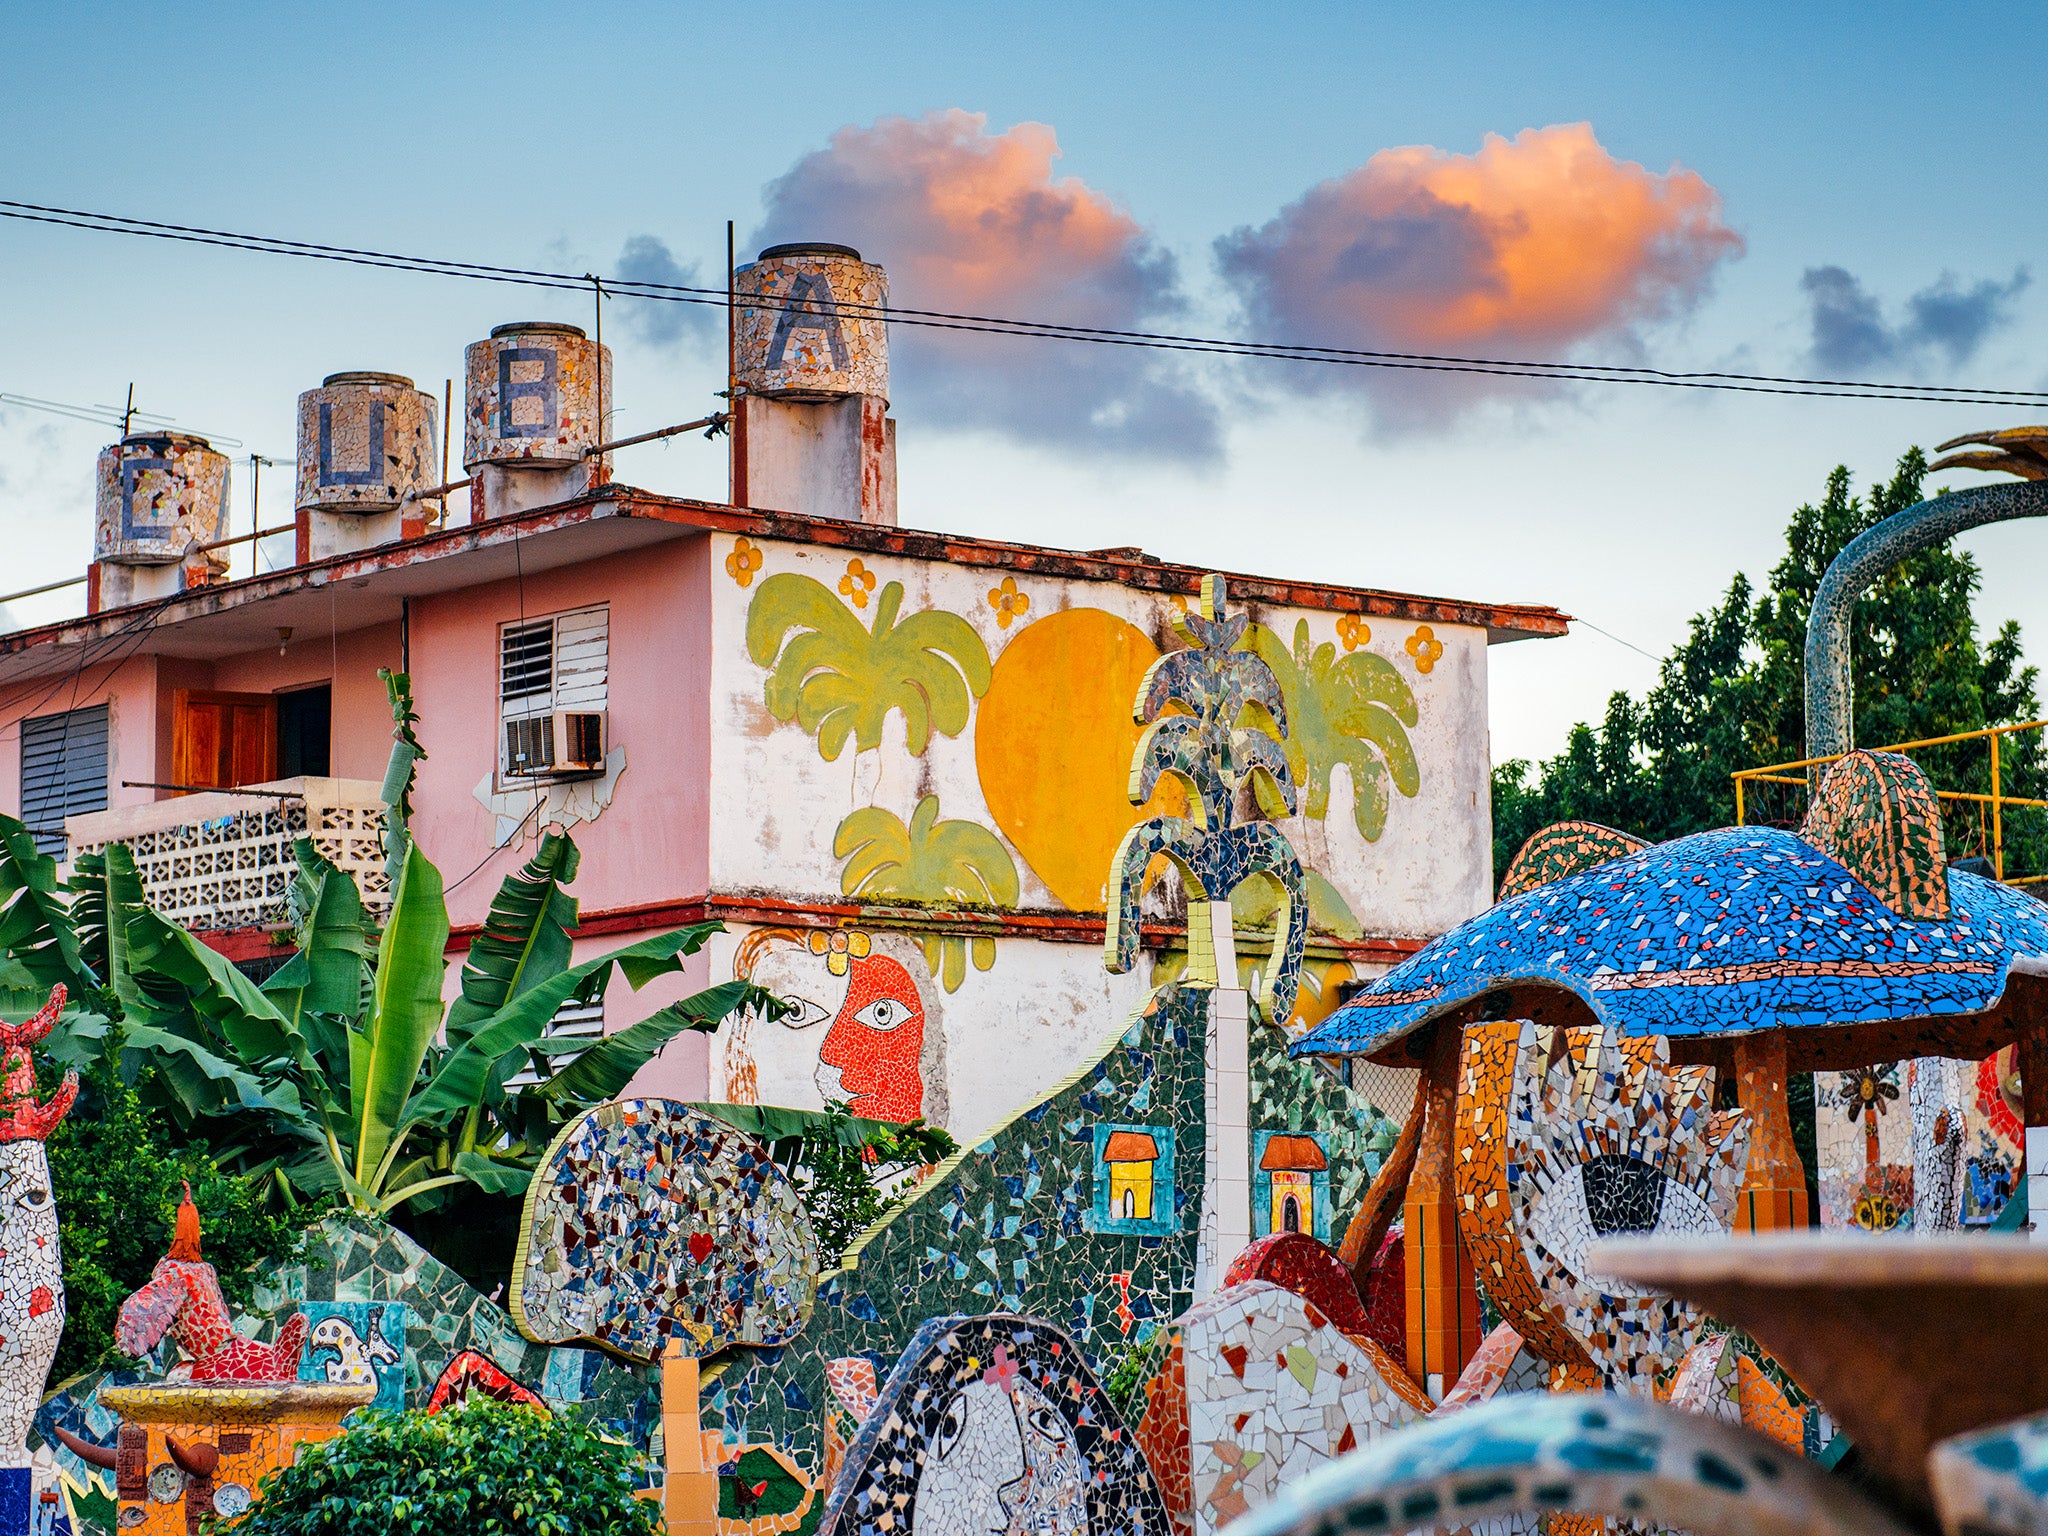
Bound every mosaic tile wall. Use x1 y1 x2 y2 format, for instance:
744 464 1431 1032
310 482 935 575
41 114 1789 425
1249 1027 1397 1245
701 983 1208 1486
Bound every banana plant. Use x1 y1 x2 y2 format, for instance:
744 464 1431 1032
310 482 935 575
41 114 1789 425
106 829 773 1214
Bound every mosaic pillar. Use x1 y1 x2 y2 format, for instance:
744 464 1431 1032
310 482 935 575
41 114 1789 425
1210 987 1252 1285
661 1346 718 1536
1403 1026 1480 1399
1734 1031 1810 1232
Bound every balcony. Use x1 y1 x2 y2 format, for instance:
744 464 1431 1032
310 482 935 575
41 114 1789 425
66 777 390 932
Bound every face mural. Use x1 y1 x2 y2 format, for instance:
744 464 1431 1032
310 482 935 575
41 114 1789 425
725 928 949 1127
817 951 928 1123
820 1314 1166 1536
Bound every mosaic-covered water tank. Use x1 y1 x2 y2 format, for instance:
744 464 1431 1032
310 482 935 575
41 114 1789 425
464 322 610 469
294 372 440 514
734 244 889 401
93 432 231 565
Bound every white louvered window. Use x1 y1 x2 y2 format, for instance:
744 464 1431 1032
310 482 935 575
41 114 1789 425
498 607 608 781
506 996 605 1088
19 705 110 856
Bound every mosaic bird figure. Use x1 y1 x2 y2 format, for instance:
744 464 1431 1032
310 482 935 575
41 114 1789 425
1929 425 2048 481
116 1186 308 1381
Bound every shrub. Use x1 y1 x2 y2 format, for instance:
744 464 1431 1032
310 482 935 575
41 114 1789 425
220 1402 663 1536
47 1056 316 1382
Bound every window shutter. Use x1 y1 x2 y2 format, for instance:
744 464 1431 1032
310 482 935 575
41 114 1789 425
500 619 555 706
552 608 608 711
19 705 110 856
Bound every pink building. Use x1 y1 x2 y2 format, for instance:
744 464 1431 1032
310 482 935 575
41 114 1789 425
0 247 1565 1126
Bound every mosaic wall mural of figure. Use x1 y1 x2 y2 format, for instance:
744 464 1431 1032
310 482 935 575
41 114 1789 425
818 1313 1167 1536
721 928 951 1129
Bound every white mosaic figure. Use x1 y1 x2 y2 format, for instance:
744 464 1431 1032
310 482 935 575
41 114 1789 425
0 987 79 1467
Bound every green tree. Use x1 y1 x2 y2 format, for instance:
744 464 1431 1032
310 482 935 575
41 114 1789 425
746 573 993 760
1493 449 2043 883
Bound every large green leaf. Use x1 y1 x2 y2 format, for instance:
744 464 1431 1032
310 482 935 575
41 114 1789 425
451 1151 533 1197
398 924 726 1133
0 812 85 992
445 831 581 1050
264 840 371 1027
533 977 768 1106
67 848 110 987
352 840 449 1188
104 845 314 1081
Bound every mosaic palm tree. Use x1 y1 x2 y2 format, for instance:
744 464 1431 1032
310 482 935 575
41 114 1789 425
1104 576 1308 1024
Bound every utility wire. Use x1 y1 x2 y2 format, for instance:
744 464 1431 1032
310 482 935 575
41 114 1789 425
4 197 2046 408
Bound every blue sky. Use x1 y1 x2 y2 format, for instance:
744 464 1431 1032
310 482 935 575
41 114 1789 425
2 2 2042 766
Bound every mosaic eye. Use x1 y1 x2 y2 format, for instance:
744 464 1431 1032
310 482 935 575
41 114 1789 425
16 1186 50 1212
933 1395 966 1458
1024 1402 1069 1446
855 998 911 1032
775 997 831 1030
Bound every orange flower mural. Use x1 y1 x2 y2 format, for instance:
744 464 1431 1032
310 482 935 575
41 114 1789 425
727 537 764 588
1404 624 1444 674
839 558 877 609
987 576 1031 629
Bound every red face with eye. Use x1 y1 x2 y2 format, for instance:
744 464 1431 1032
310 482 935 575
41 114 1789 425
816 955 926 1123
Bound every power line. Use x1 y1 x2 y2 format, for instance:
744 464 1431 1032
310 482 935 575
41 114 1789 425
4 196 2046 408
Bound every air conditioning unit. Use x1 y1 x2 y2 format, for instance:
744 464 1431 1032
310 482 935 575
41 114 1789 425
503 715 553 777
551 709 607 775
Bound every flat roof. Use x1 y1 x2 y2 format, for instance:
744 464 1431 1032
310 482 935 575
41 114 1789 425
0 487 1569 685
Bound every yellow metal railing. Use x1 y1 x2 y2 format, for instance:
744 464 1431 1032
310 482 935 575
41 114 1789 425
1733 719 2048 884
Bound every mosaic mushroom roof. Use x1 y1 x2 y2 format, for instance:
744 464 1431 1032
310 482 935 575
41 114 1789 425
1293 824 2048 1060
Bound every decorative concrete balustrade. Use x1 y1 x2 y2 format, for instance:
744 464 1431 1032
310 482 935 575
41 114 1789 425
65 777 388 931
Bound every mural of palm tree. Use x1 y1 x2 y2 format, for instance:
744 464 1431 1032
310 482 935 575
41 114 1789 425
746 573 992 761
835 795 1020 991
1245 618 1420 844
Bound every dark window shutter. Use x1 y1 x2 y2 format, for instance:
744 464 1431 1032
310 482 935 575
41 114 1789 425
19 705 110 856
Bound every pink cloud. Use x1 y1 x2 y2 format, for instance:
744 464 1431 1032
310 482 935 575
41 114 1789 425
754 110 1218 460
1217 123 1743 422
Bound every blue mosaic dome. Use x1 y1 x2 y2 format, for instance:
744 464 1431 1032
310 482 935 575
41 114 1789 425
1292 824 2048 1060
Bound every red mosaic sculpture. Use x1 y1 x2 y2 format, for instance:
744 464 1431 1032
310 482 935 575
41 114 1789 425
115 1187 308 1382
0 983 78 1144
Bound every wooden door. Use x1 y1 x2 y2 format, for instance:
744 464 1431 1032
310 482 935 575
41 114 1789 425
171 690 278 791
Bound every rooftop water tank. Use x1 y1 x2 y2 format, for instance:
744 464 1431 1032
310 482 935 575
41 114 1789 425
294 372 440 514
93 432 231 565
463 322 611 470
734 244 889 402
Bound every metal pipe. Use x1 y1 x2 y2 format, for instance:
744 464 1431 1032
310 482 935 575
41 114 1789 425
583 413 728 458
198 522 296 554
121 780 304 798
1804 480 2048 762
0 572 88 603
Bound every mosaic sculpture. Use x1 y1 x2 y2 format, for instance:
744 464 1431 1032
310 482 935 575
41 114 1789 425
1455 1018 1749 1392
1181 1281 1425 1536
510 1098 821 1363
116 1191 307 1382
1225 1392 1904 1536
0 989 76 1461
1300 747 2048 1305
1105 574 1306 1027
818 1312 1167 1536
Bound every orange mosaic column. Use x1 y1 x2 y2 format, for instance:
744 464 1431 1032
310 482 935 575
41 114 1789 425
1733 1030 1810 1231
1404 1023 1482 1397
